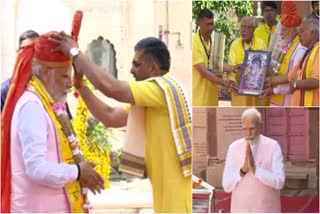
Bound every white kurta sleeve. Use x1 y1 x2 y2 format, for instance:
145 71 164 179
222 144 242 193
254 143 285 190
292 46 306 67
273 46 306 96
17 101 78 189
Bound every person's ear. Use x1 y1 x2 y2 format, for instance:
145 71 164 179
40 66 50 83
150 62 161 76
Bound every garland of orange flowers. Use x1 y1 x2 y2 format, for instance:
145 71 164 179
72 79 111 188
192 177 203 188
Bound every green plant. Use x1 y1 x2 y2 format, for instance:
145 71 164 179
86 117 126 179
86 117 115 153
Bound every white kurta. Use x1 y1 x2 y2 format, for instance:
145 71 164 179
10 91 77 212
222 135 285 212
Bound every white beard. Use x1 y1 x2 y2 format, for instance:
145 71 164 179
245 135 259 145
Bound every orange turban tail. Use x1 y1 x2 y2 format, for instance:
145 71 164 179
1 44 34 213
281 0 302 27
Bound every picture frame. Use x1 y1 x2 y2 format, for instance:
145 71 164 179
237 50 272 96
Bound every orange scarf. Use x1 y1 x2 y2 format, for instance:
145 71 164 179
1 44 34 212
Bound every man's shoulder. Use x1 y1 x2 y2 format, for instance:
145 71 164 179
13 90 45 121
192 32 199 40
192 32 201 48
230 38 242 49
260 135 278 145
255 24 265 32
16 90 42 107
253 36 267 50
1 78 11 91
306 13 319 20
229 138 245 149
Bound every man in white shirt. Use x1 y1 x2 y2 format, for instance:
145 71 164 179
1 32 104 213
262 0 306 106
222 108 285 212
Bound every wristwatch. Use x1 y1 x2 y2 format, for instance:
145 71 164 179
69 47 80 59
293 80 297 89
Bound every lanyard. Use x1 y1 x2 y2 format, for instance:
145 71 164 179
199 31 212 67
242 39 253 54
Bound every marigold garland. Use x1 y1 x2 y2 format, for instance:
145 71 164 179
72 80 111 188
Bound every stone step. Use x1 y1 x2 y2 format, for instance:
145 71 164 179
89 179 153 213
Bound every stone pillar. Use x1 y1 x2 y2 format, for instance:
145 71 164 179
193 108 209 176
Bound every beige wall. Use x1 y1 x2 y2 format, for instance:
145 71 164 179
1 0 192 100
0 0 17 79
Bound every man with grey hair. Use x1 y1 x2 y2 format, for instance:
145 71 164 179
1 32 104 213
227 16 268 106
262 0 306 106
266 18 319 106
222 108 285 212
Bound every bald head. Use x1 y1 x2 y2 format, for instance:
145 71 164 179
299 19 319 48
303 19 319 39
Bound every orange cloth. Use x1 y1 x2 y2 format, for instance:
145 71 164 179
1 31 73 212
281 0 302 27
34 32 71 67
288 45 319 106
71 11 83 42
1 45 35 212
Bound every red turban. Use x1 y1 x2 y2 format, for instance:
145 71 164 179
34 31 71 67
281 0 302 27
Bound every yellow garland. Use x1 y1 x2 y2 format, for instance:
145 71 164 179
72 81 111 188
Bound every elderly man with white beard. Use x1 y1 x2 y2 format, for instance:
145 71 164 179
222 108 285 213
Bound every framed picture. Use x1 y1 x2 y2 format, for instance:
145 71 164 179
238 50 271 96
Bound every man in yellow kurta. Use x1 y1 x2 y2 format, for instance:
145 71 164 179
50 35 192 212
267 19 319 106
193 8 239 106
254 1 278 49
228 16 268 106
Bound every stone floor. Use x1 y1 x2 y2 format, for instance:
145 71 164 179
89 179 154 213
218 100 231 107
212 189 319 213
